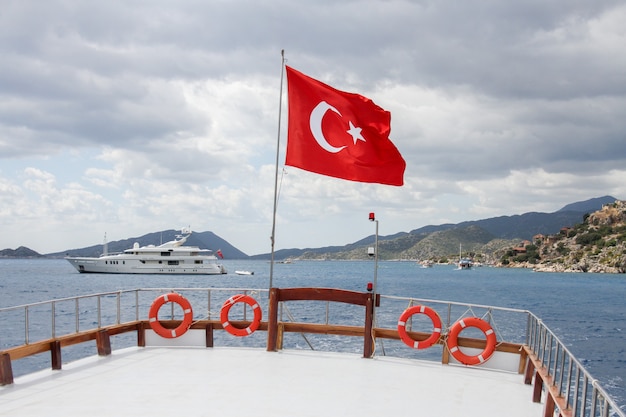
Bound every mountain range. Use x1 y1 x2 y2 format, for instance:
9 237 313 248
0 196 618 260
251 195 618 261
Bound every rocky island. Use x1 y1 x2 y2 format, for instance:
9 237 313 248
499 200 626 273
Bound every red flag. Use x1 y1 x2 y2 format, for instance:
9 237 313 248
285 66 405 186
216 249 224 259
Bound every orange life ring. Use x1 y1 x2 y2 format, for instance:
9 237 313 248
446 317 497 365
220 294 262 337
397 305 442 349
148 293 193 338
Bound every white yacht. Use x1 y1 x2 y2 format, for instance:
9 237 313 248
65 231 227 274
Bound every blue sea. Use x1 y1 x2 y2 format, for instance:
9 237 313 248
1 258 625 409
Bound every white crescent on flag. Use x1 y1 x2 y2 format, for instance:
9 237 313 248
308 101 346 153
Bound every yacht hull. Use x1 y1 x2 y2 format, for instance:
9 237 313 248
66 257 226 274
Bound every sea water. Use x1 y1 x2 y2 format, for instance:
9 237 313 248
1 258 625 409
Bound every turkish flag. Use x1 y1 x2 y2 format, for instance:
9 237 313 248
285 66 405 186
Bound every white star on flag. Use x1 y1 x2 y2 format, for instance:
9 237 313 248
347 121 365 145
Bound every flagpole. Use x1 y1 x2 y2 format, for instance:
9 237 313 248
269 50 285 292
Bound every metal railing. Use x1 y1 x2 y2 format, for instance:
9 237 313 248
527 314 624 417
0 288 267 348
0 288 623 417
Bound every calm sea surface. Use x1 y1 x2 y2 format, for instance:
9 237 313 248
1 258 625 409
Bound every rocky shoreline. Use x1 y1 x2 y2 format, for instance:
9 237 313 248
502 261 624 274
498 200 626 274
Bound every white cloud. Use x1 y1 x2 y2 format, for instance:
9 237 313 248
0 1 625 255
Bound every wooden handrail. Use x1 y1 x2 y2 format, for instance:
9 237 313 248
266 287 377 357
0 322 143 385
523 345 572 417
1 317 525 386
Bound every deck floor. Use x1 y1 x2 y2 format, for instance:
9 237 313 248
0 347 544 416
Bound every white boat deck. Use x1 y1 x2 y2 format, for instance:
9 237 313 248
0 346 544 417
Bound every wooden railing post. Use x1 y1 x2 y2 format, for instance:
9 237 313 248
524 356 535 384
267 288 279 352
137 323 146 347
543 390 556 417
96 330 111 356
533 371 544 403
277 323 284 350
363 292 374 358
205 323 214 347
51 340 62 369
0 352 14 386
518 348 529 375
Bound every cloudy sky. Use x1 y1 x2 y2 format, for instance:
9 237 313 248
1 1 625 255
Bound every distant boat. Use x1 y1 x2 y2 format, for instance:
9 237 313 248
458 244 472 270
418 260 434 268
65 230 227 275
458 258 473 269
235 270 254 275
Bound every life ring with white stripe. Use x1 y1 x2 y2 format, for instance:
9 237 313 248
220 294 262 337
148 293 193 338
446 317 497 365
397 305 442 349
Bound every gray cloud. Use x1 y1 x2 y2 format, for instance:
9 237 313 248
0 0 625 254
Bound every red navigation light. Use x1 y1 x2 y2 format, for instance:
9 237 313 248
369 212 375 221
367 282 373 292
